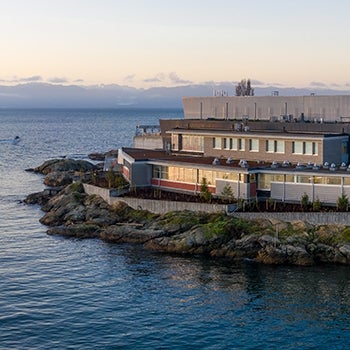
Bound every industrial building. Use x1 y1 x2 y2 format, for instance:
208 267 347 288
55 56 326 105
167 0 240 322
118 95 350 206
182 95 350 122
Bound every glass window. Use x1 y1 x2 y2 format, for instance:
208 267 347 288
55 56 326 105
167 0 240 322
258 174 271 190
313 176 324 184
276 140 285 153
285 175 294 183
293 141 303 154
238 138 245 151
344 177 350 186
296 175 312 183
249 139 259 152
153 165 161 178
313 142 318 155
271 174 284 182
213 137 221 149
326 176 341 185
305 142 313 155
182 135 204 152
231 138 238 150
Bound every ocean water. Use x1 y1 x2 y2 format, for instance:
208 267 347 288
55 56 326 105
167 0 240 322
1 108 350 350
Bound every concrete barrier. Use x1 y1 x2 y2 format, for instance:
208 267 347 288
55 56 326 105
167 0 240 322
83 184 350 224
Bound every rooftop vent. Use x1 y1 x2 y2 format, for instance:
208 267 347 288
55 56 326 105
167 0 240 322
330 163 337 171
239 159 248 168
271 160 279 169
212 158 220 165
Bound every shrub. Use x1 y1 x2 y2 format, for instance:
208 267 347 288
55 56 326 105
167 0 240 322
220 183 235 203
200 177 212 203
337 194 349 212
300 192 311 211
312 197 322 212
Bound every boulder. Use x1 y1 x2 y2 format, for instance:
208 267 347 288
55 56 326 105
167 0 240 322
47 224 101 238
23 191 51 206
44 171 73 187
33 158 96 175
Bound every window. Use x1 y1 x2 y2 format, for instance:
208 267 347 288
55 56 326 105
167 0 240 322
266 140 274 152
344 177 350 186
296 175 312 183
249 139 259 152
153 165 168 179
230 138 238 150
182 135 204 152
292 141 303 154
266 139 285 153
276 140 285 153
285 175 294 183
293 141 318 155
223 137 228 149
304 142 313 155
238 138 245 151
213 137 222 149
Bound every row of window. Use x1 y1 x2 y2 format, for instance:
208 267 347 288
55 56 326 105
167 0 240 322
154 166 350 191
212 137 319 155
258 174 349 190
153 165 241 184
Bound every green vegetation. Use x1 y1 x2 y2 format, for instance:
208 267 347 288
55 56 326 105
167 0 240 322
105 168 126 189
300 193 311 211
337 194 349 212
312 197 322 212
70 181 84 193
200 177 212 203
220 183 235 203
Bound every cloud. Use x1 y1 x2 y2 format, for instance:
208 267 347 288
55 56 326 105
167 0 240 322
73 79 84 83
168 72 192 85
310 81 327 87
123 74 136 83
0 75 43 83
48 77 69 84
19 75 43 83
143 73 166 83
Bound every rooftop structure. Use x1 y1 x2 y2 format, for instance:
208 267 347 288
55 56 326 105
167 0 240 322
182 95 350 122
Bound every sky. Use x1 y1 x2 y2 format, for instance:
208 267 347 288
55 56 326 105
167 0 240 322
1 0 350 89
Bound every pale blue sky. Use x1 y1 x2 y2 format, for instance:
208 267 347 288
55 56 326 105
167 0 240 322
1 0 349 88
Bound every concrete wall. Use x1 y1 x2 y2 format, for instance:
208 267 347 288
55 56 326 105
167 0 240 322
183 95 350 122
83 183 226 213
133 135 163 150
232 212 350 225
83 184 350 224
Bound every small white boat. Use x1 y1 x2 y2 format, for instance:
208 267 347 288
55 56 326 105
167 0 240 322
0 136 21 144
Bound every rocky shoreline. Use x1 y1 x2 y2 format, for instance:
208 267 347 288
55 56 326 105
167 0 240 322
24 158 350 266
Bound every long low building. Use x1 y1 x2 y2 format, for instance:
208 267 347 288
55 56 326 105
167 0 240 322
118 147 350 206
182 95 350 122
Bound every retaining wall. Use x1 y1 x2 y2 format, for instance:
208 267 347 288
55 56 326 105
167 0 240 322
83 184 350 225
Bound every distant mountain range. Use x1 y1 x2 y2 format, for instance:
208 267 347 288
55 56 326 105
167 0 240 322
1 82 350 109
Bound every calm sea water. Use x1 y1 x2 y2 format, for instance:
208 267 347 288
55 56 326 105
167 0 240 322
1 109 350 349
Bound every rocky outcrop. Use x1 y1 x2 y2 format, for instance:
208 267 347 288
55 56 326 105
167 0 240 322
24 156 350 267
24 181 350 266
28 158 96 175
